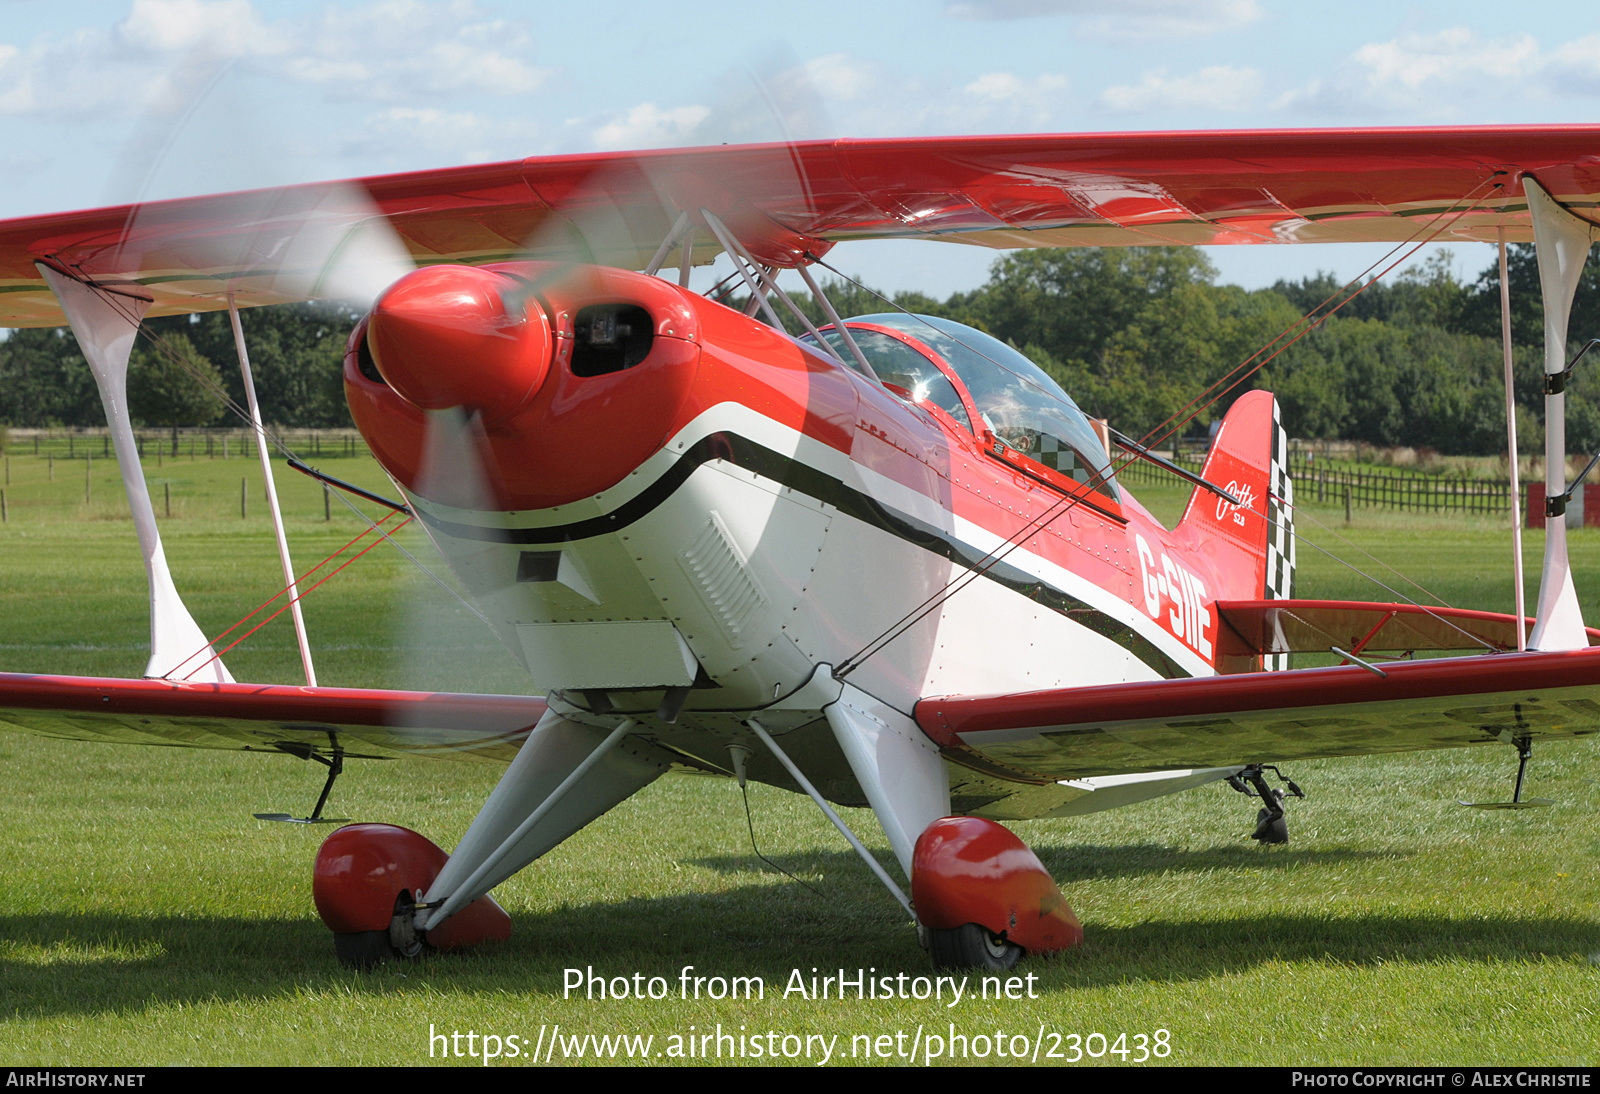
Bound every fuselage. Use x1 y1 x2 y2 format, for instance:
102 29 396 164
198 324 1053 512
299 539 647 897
343 263 1258 809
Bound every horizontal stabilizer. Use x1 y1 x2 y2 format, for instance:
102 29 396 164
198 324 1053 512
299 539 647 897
1216 599 1600 672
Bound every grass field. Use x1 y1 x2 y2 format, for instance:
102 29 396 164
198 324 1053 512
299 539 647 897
1 450 1597 1067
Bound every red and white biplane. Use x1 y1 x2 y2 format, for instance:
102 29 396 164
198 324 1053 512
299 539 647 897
2 126 1599 969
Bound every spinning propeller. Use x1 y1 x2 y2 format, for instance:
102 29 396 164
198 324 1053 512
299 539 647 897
97 44 836 704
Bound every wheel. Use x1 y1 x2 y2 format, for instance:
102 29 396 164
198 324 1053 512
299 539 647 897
333 930 399 968
928 923 1024 971
331 888 429 967
1252 806 1288 845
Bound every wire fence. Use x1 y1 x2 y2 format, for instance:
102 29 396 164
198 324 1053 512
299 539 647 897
1116 445 1531 518
0 425 1540 518
0 426 370 462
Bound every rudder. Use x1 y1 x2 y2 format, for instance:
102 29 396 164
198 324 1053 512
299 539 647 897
1176 390 1295 668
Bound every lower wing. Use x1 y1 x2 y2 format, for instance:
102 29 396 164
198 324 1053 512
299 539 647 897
918 647 1600 781
0 672 547 763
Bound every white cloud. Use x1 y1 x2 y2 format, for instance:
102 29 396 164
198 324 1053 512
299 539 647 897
589 103 713 150
342 106 527 163
959 72 1071 125
810 66 1071 135
1280 27 1541 117
966 71 1067 102
945 0 1260 41
1351 27 1538 88
1545 34 1600 95
802 52 877 103
1099 66 1263 113
572 62 1074 152
0 1 551 120
289 2 550 101
117 0 283 56
0 26 157 118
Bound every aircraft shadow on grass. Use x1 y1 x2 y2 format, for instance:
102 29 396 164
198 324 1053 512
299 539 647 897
690 842 1406 885
5 886 1595 1020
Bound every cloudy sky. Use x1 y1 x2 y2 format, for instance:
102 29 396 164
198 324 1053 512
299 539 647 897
4 0 1599 295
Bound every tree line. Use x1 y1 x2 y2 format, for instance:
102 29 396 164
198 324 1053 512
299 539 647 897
771 244 1600 456
2 244 1594 456
0 303 356 434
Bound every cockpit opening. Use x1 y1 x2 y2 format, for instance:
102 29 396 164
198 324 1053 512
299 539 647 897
804 314 1119 500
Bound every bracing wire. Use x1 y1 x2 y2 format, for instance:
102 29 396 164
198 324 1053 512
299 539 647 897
55 265 498 638
180 515 414 679
1275 496 1499 651
826 175 1510 676
164 509 405 679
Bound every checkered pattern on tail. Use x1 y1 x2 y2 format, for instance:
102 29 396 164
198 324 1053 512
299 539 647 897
1262 400 1296 670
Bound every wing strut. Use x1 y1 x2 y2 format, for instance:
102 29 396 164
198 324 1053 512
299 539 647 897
416 717 644 930
35 263 231 682
698 209 876 380
795 263 880 382
700 209 786 330
642 211 690 278
228 292 317 687
1525 180 1597 651
1498 228 1527 651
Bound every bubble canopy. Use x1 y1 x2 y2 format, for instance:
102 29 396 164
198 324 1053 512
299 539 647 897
807 313 1119 500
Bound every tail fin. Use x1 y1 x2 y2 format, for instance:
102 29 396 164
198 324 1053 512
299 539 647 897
1176 390 1296 667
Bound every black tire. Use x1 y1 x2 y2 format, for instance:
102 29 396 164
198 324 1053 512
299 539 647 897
1252 807 1288 845
333 930 398 968
928 923 1024 971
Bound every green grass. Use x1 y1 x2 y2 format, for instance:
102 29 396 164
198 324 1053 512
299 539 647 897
1 455 1597 1066
0 448 531 691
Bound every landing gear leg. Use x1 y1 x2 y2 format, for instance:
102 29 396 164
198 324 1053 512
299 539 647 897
1228 765 1303 844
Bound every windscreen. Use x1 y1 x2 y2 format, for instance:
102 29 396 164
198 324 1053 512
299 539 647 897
847 314 1118 499
804 327 972 431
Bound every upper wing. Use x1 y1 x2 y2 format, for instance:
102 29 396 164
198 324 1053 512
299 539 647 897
4 125 1600 326
0 671 547 763
917 646 1600 782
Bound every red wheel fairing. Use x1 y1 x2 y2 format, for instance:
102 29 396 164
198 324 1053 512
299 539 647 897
912 816 1082 954
312 822 511 950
